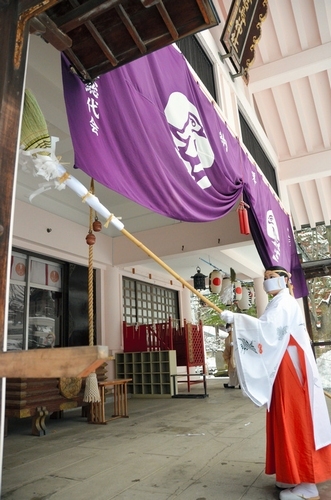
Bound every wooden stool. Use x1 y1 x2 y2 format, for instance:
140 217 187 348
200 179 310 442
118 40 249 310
90 379 132 424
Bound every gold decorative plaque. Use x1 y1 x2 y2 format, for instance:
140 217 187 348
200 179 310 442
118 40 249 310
59 377 82 399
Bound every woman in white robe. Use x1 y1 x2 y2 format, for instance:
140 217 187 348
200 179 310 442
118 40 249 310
221 266 331 500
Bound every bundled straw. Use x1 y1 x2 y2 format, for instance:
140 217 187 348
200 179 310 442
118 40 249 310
20 89 51 152
19 90 61 182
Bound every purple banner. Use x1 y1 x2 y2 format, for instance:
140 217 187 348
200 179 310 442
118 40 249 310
61 45 307 298
242 156 307 298
61 46 243 222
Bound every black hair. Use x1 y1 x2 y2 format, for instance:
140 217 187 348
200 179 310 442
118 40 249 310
265 265 289 278
226 323 232 329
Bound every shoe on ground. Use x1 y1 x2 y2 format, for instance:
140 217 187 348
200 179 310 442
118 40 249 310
223 384 235 389
279 489 320 500
276 482 297 490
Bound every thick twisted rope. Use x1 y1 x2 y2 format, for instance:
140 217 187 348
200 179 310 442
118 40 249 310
84 179 100 403
88 184 94 347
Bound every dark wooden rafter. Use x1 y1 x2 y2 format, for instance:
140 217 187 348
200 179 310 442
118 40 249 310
156 1 179 40
52 0 122 32
36 0 219 81
68 0 119 66
196 0 216 24
63 48 93 82
35 12 72 50
115 4 147 54
29 16 47 34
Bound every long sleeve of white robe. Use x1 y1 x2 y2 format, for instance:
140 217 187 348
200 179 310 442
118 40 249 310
232 288 331 450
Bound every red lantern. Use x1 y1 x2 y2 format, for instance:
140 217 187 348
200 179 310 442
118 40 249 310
237 201 250 235
209 270 223 293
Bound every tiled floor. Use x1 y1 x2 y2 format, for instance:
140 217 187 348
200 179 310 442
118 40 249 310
2 378 331 500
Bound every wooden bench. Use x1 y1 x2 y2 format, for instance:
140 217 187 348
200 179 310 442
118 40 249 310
5 365 108 435
5 377 87 436
89 379 132 424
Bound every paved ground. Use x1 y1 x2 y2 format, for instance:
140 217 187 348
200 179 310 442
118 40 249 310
2 378 331 500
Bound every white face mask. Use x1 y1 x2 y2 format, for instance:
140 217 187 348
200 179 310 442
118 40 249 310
263 276 286 294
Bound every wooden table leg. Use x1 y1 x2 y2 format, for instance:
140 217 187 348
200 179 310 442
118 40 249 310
112 382 129 418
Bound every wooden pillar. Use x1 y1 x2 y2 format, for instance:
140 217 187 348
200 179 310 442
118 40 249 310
0 1 28 348
0 6 58 490
0 0 61 348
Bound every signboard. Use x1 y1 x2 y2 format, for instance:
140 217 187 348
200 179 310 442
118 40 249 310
221 0 268 83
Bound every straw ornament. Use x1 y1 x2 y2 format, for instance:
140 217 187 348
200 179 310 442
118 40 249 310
19 90 65 187
20 89 51 152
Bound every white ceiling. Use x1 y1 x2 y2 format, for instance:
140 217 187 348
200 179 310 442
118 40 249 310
214 0 331 230
17 0 331 284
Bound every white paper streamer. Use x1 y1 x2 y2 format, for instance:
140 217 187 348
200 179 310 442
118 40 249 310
18 137 124 232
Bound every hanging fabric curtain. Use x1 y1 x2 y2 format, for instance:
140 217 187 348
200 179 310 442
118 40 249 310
61 45 307 298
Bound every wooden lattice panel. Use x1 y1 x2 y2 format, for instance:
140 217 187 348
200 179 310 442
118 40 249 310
186 322 205 366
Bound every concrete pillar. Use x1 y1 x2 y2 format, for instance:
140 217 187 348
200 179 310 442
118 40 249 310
96 266 122 379
180 286 193 324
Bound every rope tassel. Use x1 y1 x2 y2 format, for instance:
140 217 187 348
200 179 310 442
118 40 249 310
237 200 250 235
84 372 100 402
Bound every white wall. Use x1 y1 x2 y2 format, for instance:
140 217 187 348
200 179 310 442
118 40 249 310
12 199 193 372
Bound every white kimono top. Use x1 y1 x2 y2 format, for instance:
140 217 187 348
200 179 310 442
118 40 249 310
232 288 331 450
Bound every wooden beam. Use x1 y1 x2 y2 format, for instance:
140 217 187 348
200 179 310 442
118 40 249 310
156 1 179 40
36 12 72 51
56 0 121 33
69 0 119 67
0 346 111 378
115 4 147 54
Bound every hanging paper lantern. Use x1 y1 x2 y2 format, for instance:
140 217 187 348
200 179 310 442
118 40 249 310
237 287 250 310
209 270 223 293
234 280 242 301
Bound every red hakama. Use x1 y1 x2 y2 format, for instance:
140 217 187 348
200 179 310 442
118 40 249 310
266 336 331 484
